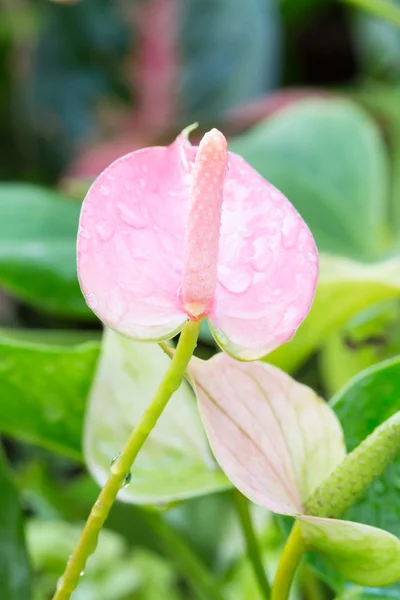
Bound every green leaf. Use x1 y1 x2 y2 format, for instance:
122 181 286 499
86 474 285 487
329 356 400 596
0 336 99 459
0 184 90 317
299 516 400 587
267 254 400 372
0 448 31 599
181 0 281 122
320 300 400 395
230 98 391 259
84 329 229 505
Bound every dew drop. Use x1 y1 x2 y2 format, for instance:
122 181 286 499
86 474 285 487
95 219 115 241
118 202 147 229
123 472 132 488
281 215 299 249
218 267 253 294
100 184 111 196
85 293 97 309
283 306 298 325
80 571 85 577
79 226 92 240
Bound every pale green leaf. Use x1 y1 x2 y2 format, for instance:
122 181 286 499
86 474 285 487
299 516 400 587
84 329 229 505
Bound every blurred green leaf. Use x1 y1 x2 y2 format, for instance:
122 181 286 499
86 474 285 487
0 336 99 458
354 85 400 239
267 254 400 372
181 0 281 122
85 329 229 505
328 356 400 597
27 520 182 600
0 448 31 599
0 184 91 317
230 98 392 260
320 300 400 395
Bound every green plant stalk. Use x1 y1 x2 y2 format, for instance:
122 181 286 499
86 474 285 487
271 521 305 600
144 510 225 600
52 319 201 600
301 564 326 600
305 411 400 518
341 0 400 28
233 489 271 600
272 410 400 600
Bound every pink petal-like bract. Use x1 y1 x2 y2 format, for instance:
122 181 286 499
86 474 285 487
188 353 345 514
77 128 318 358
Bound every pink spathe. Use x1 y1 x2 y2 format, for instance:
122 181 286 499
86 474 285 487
77 128 318 360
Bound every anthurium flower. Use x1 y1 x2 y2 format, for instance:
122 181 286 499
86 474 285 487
77 127 318 360
187 353 400 586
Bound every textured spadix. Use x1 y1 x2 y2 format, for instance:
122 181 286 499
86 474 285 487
77 128 318 360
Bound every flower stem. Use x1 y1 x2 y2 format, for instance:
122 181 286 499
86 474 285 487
271 521 306 600
301 564 326 600
233 489 271 600
52 319 201 600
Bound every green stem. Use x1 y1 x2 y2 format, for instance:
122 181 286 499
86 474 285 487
233 489 271 600
52 319 201 600
301 564 326 600
144 511 225 600
341 0 400 28
271 522 306 600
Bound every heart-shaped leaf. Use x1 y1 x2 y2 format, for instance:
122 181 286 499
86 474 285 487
230 98 392 260
188 353 345 514
84 328 229 505
299 516 400 587
268 254 400 372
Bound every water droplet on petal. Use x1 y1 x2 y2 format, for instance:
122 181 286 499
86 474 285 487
283 306 298 325
281 215 300 249
100 184 111 196
118 202 147 229
95 219 115 241
85 293 97 309
218 267 253 294
79 226 92 240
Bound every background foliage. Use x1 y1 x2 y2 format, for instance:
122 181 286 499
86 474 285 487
1 0 400 598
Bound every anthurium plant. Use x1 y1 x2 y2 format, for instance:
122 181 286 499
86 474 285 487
2 97 400 600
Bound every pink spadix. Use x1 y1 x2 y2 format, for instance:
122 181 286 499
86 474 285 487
77 127 318 360
181 129 227 317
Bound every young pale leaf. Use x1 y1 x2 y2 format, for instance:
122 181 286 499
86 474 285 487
0 449 31 599
230 98 391 260
84 328 229 505
298 516 400 587
0 184 90 317
0 336 99 458
188 354 345 514
268 254 400 372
